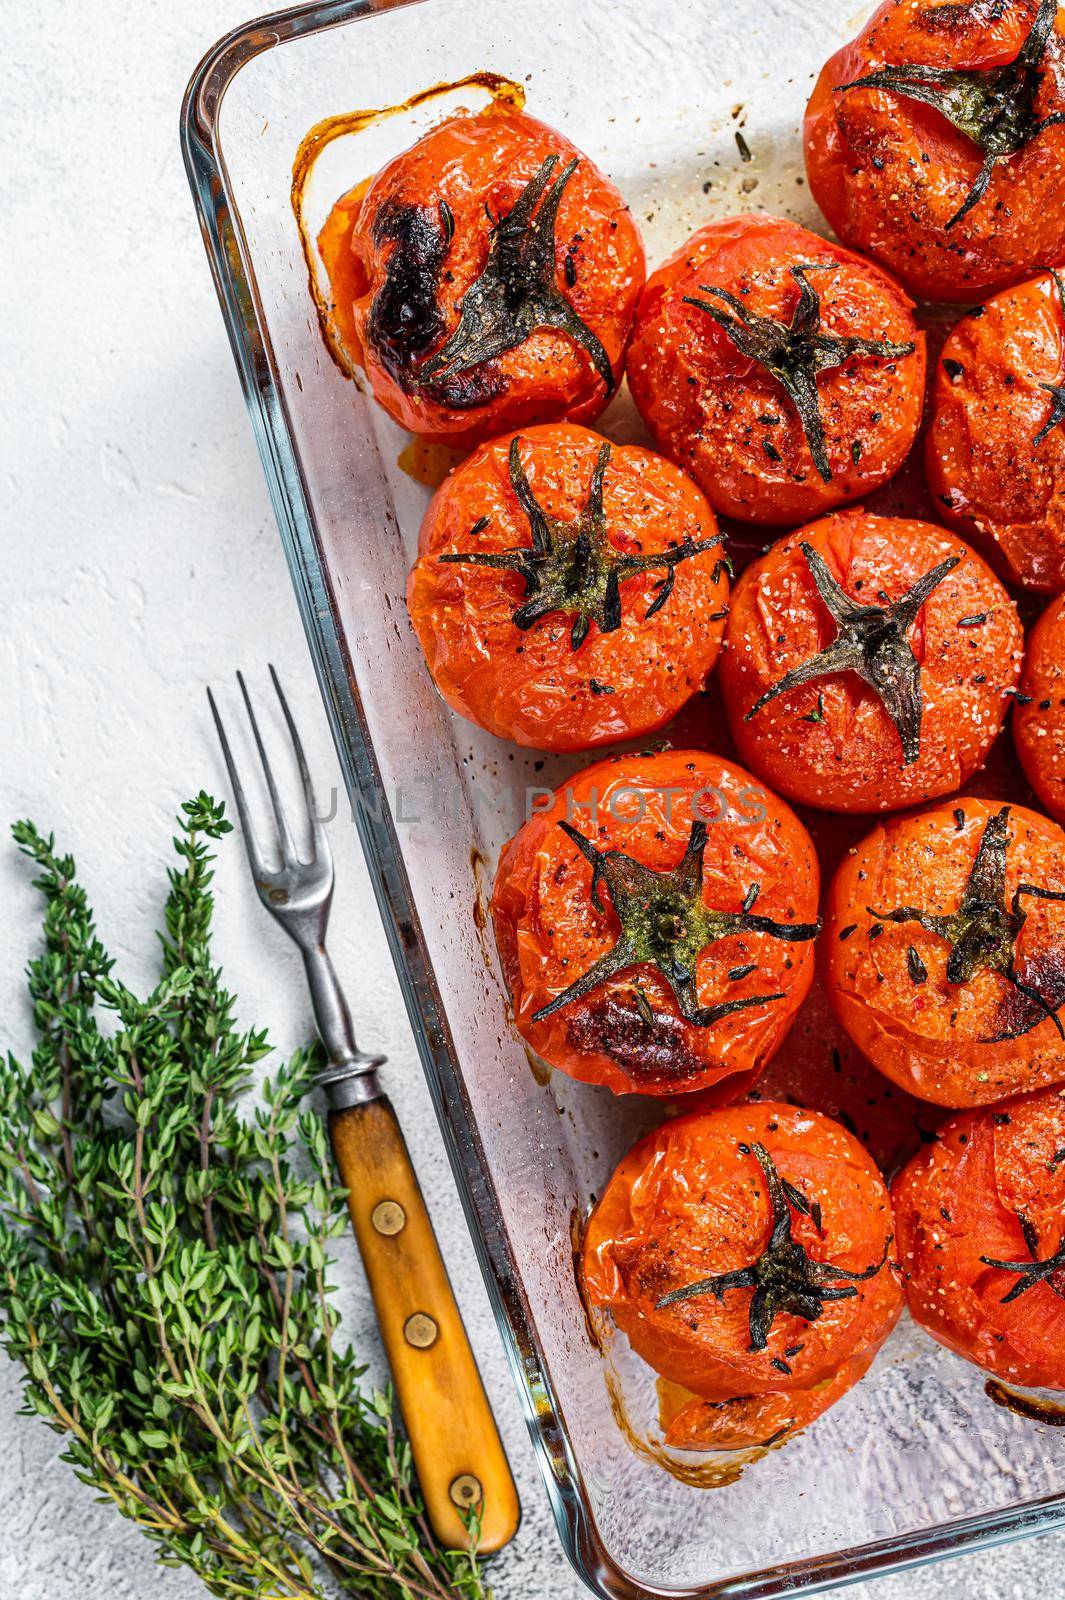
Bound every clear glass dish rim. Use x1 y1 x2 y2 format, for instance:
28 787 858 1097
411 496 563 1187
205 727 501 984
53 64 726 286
180 6 1065 1594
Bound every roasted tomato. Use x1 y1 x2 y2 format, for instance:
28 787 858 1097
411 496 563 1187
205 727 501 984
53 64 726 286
406 423 728 750
656 1345 877 1452
491 752 820 1097
824 799 1065 1107
624 213 924 526
804 0 1065 303
1015 592 1065 823
892 1086 1065 1388
720 510 1023 813
582 1103 902 1448
927 272 1065 594
317 107 644 446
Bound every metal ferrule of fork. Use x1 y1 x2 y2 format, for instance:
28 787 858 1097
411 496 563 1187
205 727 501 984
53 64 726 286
309 950 387 1108
207 665 387 1109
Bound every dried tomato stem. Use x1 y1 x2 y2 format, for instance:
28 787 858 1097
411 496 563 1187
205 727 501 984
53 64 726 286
532 821 819 1026
868 806 1065 1040
684 263 914 481
418 154 615 395
656 1142 889 1351
744 541 959 764
440 437 723 648
980 1213 1065 1303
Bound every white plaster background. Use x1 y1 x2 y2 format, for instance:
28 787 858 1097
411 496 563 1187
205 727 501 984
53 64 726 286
0 3 1059 1597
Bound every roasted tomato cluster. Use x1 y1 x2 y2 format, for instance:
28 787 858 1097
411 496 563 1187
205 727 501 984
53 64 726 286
583 1104 902 1449
308 24 1065 1453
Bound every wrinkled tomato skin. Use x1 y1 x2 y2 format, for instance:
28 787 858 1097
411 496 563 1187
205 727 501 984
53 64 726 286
582 1103 902 1407
824 800 1065 1108
491 752 819 1097
319 108 645 447
720 511 1023 813
700 971 943 1173
657 1342 882 1451
927 275 1065 594
1015 592 1065 823
892 1087 1065 1388
625 214 924 526
804 0 1065 303
406 424 728 750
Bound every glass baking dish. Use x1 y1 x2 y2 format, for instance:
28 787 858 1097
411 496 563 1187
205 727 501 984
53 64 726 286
181 3 1065 1595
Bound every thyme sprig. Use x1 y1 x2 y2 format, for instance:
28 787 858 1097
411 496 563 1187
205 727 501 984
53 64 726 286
439 437 723 649
0 799 486 1600
683 263 914 482
837 0 1065 228
655 1142 889 1352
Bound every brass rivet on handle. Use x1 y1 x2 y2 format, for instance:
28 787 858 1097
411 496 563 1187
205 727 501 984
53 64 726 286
404 1312 438 1348
449 1474 483 1509
372 1199 406 1236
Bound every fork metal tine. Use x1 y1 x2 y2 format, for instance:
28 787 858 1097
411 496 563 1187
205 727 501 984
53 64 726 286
236 668 301 865
206 686 270 879
208 670 383 1091
269 662 330 868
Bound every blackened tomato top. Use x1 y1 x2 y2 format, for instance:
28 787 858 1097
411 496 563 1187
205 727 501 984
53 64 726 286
318 107 645 446
491 751 820 1097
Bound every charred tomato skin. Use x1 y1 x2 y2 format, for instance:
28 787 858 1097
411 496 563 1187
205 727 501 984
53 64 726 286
406 423 728 751
490 751 819 1098
927 274 1065 595
892 1087 1065 1388
1015 592 1065 823
824 799 1065 1109
804 0 1065 303
720 511 1022 814
625 213 924 526
582 1103 902 1417
318 107 645 446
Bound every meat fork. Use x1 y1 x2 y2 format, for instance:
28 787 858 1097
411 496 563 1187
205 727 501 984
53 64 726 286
207 667 519 1554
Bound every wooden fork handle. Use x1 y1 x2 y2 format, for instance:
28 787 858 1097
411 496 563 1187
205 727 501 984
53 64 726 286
329 1095 520 1553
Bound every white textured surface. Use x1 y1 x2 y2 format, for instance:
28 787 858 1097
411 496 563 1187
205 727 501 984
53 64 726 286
0 3 1061 1598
